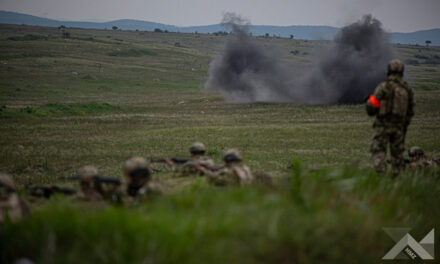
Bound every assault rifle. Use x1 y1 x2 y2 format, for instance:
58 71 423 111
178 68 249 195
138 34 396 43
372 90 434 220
28 185 77 198
151 158 224 172
64 175 122 186
386 158 411 165
199 164 224 171
150 158 189 164
63 175 122 202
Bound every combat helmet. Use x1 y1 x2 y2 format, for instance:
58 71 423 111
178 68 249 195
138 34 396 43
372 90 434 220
78 166 99 188
408 146 424 158
123 157 151 181
190 142 206 155
387 59 404 75
0 173 15 193
223 149 242 163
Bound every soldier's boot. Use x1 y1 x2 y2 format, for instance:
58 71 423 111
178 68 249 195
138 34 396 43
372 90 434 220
390 155 405 178
372 152 387 175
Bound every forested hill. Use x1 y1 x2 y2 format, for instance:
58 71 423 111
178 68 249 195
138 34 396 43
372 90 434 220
1 10 439 45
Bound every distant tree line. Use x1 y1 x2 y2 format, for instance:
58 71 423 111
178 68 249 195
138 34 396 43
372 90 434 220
154 28 169 33
213 31 229 36
64 23 297 40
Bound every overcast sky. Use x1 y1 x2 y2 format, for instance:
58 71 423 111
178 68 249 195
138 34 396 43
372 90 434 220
1 0 439 32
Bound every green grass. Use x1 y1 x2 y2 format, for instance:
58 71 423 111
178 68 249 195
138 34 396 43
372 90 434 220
0 24 440 263
7 34 48 41
0 102 119 117
2 166 439 264
412 79 440 90
107 48 158 57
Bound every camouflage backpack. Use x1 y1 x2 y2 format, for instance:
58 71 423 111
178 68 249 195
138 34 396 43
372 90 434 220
391 83 409 118
379 81 409 118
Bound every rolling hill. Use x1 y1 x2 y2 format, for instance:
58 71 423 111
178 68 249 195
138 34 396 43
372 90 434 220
0 10 439 45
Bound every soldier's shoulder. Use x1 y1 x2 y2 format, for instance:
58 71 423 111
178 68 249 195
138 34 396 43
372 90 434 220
231 164 251 176
374 81 388 93
238 165 251 173
400 80 412 90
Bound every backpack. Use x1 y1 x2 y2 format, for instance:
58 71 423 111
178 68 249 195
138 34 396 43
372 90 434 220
392 85 409 117
379 81 409 118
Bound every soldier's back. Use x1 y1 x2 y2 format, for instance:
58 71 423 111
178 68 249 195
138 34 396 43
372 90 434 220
231 164 254 185
207 164 253 186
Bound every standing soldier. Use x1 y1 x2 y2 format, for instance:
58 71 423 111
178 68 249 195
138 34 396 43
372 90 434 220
366 59 415 176
201 149 254 186
0 173 29 224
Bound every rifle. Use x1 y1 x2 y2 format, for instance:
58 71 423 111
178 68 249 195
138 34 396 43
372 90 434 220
386 158 411 165
199 164 224 171
63 175 121 186
191 163 224 174
150 158 223 170
28 185 77 198
62 175 122 202
150 158 189 164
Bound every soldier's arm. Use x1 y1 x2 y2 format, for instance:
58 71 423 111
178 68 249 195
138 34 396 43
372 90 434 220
205 169 230 186
366 82 385 116
374 82 387 100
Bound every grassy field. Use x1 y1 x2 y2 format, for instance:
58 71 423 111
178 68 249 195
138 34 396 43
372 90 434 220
1 24 440 263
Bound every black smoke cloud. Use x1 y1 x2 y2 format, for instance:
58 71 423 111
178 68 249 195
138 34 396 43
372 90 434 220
205 13 294 103
205 14 394 104
303 15 394 104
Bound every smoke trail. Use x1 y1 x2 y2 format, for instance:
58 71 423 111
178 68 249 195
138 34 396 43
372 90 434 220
205 14 394 104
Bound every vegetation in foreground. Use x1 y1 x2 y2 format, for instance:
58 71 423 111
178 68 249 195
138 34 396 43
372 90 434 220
0 24 440 263
2 166 439 264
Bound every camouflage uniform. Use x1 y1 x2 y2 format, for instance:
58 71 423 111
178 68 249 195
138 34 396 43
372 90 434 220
366 60 415 176
206 149 254 186
407 146 438 171
0 174 29 224
77 166 104 201
181 142 216 176
123 157 161 205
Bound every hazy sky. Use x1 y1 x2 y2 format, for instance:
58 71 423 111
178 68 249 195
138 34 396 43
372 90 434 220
1 0 439 32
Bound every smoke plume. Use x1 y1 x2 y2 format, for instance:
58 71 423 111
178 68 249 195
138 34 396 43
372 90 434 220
303 14 394 104
205 13 294 103
205 14 394 104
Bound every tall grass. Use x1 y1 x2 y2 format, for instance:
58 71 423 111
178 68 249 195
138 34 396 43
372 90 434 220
2 166 439 263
